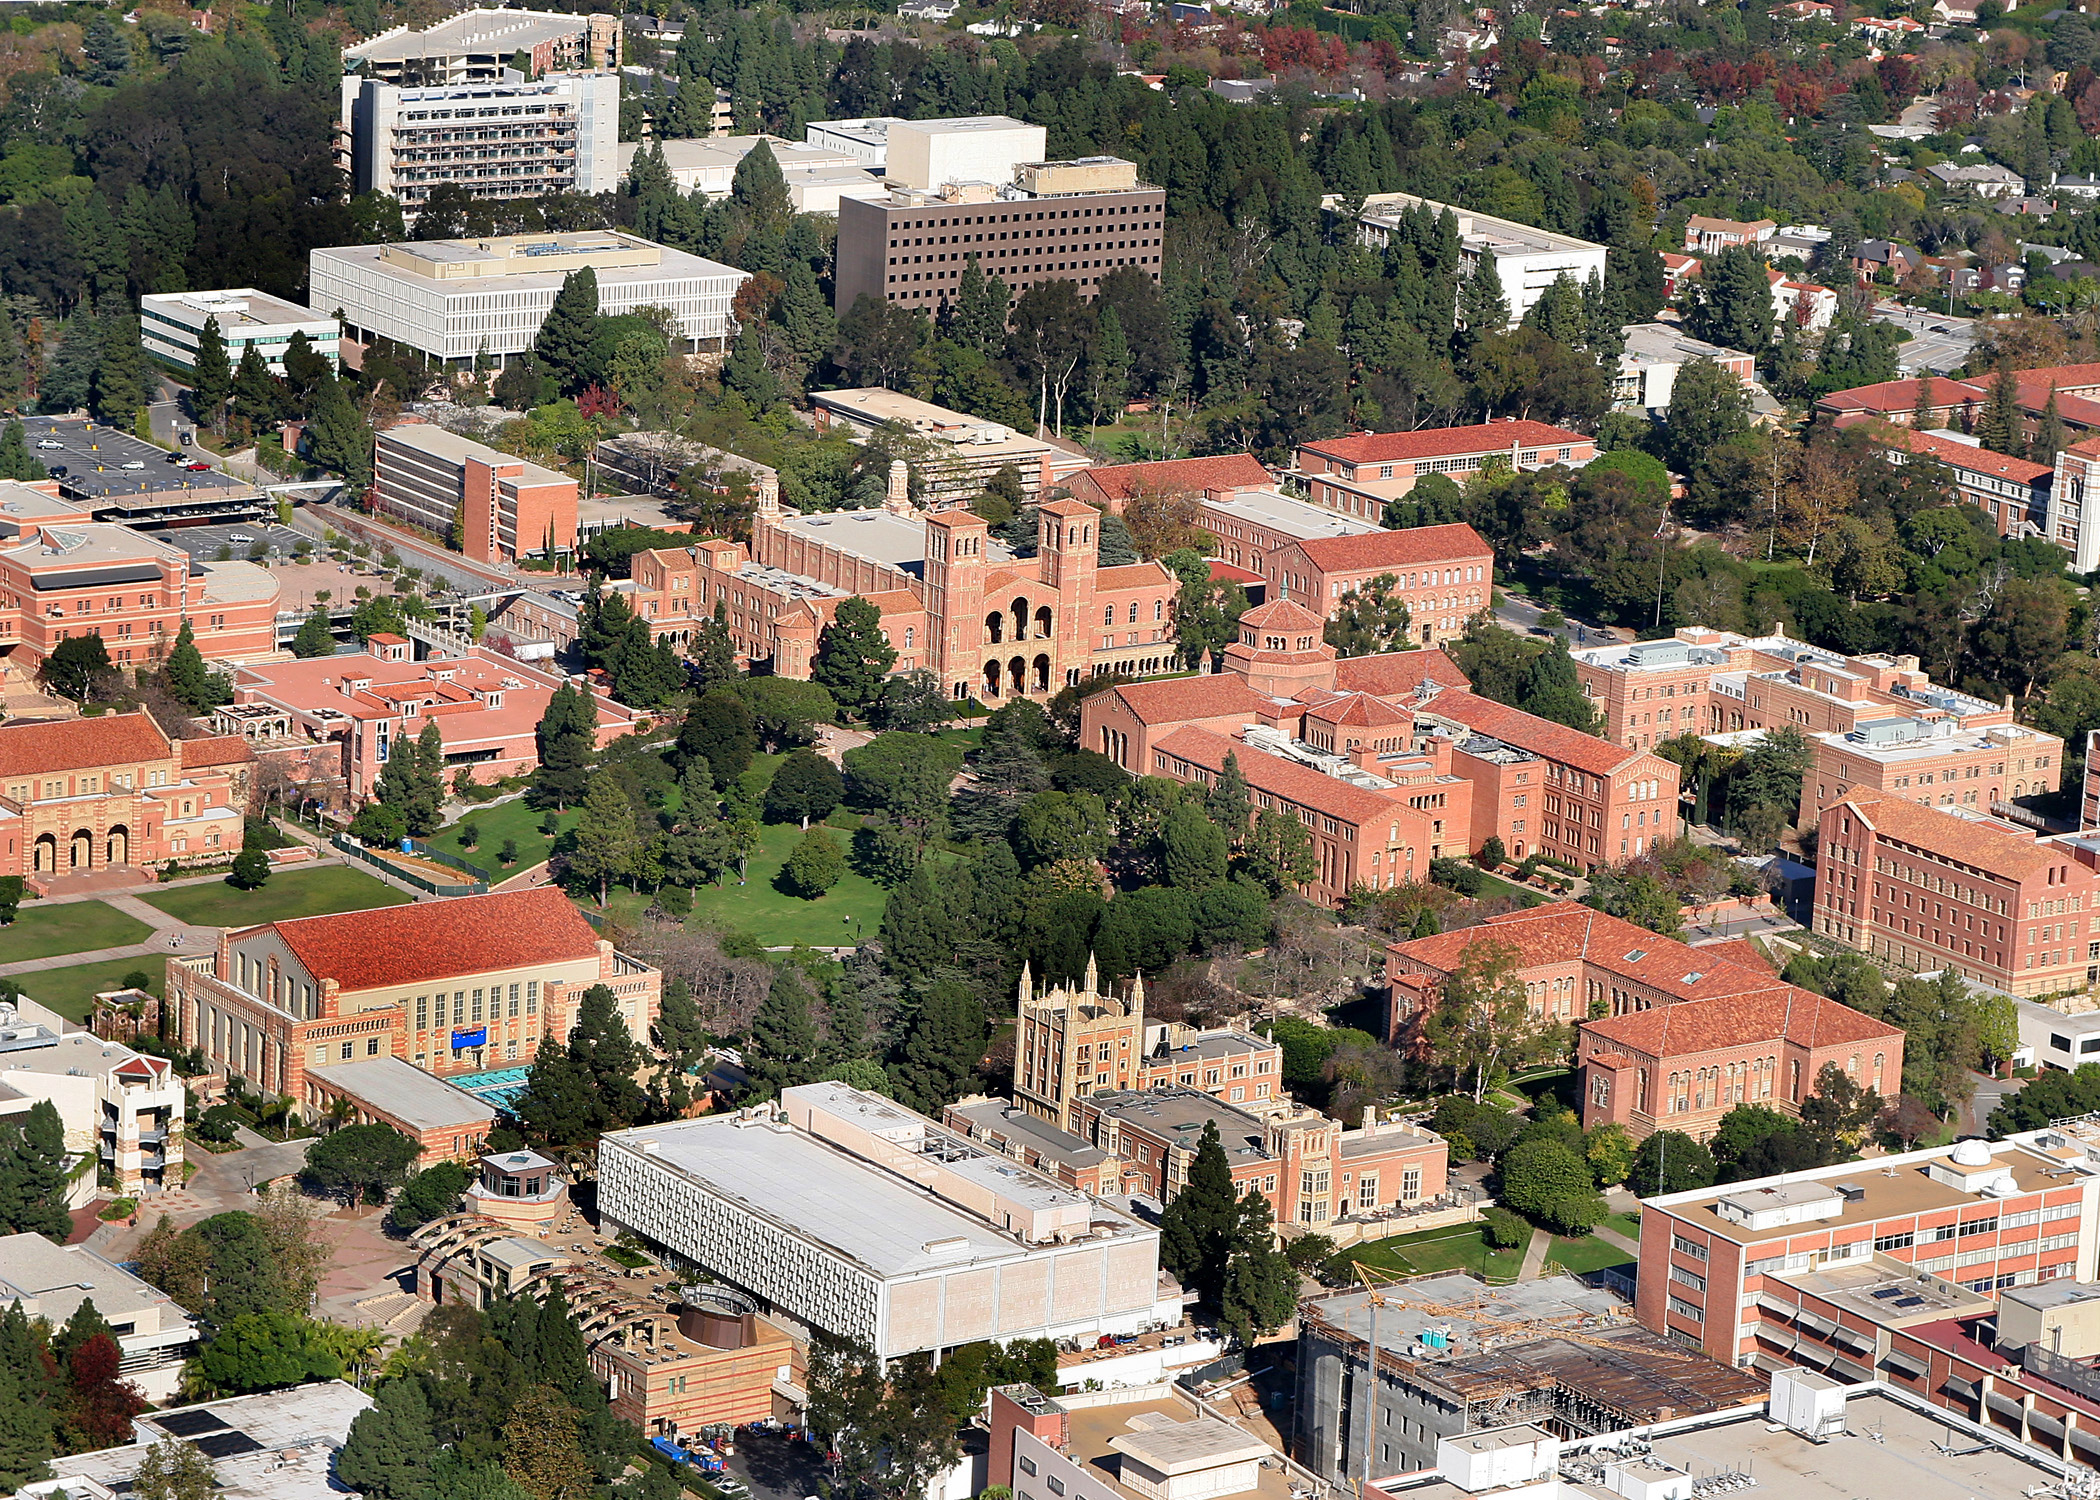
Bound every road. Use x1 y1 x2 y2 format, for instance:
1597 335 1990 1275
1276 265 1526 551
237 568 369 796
1491 590 1621 650
1873 299 1976 376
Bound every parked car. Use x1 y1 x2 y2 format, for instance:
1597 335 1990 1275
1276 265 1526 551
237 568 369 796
120 461 146 470
185 461 210 471
34 440 60 450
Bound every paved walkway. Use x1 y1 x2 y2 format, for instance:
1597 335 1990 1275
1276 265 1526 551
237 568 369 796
89 1136 320 1256
0 879 242 979
1517 1227 1552 1280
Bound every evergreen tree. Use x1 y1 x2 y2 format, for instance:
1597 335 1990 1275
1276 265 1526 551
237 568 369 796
42 318 101 414
1686 245 1775 356
747 965 822 1096
775 261 837 378
338 1375 437 1500
565 984 646 1126
534 269 601 394
530 684 595 810
879 860 955 986
780 827 845 896
1912 376 1935 432
1457 255 1510 340
53 1297 112 1368
514 1035 599 1147
892 980 985 1112
1206 752 1252 835
676 690 755 782
0 421 45 482
92 312 148 425
688 601 739 693
306 375 373 487
0 1101 71 1242
1090 303 1130 420
407 720 445 836
229 344 280 434
730 140 792 239
373 732 423 829
1519 638 1601 734
1157 1121 1242 1304
970 839 1023 948
949 255 1011 357
157 618 224 715
812 596 897 715
0 1363 52 1493
1159 801 1229 890
41 635 113 702
569 770 643 903
291 604 336 658
282 331 334 408
501 1385 593 1500
2035 386 2066 467
652 976 708 1068
191 314 233 431
1978 365 2027 458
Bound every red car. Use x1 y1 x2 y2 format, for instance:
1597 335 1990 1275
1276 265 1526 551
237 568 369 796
184 461 211 471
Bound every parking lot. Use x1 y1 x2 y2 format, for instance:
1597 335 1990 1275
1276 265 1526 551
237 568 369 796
158 521 309 564
18 414 228 499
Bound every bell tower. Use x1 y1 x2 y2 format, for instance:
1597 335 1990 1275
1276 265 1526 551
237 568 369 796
924 510 988 698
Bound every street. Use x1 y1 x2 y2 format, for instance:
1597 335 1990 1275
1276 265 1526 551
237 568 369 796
1491 589 1620 649
1873 299 1976 377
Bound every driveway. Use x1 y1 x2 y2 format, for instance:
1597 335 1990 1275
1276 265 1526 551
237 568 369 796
724 1427 826 1500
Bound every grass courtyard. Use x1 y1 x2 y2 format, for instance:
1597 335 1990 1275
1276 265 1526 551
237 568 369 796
428 796 578 870
0 901 152 964
1350 1223 1527 1282
141 864 408 927
15 955 165 1023
601 811 893 949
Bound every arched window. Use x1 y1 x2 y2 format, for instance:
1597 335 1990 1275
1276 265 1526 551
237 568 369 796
1153 599 1164 620
1103 605 1114 625
1128 601 1139 623
904 627 915 648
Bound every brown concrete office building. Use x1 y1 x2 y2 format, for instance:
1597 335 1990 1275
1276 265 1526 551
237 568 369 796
834 157 1165 313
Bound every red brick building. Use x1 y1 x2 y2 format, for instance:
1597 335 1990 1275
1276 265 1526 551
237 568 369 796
1292 423 1595 520
1866 423 2053 540
1255 524 1494 647
1061 453 1274 513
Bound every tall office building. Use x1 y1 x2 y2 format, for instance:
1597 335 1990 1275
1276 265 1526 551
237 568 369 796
340 73 620 203
344 9 620 86
831 116 1164 313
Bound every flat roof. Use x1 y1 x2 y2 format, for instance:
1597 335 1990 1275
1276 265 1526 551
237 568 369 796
1148 1029 1273 1064
347 8 598 61
809 389 1049 455
1082 1087 1278 1164
0 1232 185 1331
1620 321 1754 365
1107 1420 1272 1472
308 1057 497 1133
1768 1253 1995 1327
378 423 572 487
1201 488 1381 541
1046 1393 1302 1500
601 1109 1151 1281
140 289 333 331
0 1032 172 1082
314 236 743 295
948 1098 1110 1168
1346 191 1605 258
1310 1276 1633 1360
41 1381 373 1500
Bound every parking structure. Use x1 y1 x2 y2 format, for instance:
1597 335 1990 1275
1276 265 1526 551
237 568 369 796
19 414 270 529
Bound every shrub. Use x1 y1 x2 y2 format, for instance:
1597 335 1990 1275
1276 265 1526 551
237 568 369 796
1481 1206 1530 1249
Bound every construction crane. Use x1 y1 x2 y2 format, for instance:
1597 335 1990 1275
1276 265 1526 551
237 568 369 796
1341 1259 1705 1497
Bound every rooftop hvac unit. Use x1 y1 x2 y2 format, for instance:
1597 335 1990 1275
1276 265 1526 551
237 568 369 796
1768 1368 1847 1441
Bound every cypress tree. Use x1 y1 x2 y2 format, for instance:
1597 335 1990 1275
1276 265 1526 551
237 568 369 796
892 980 986 1112
531 684 595 810
879 860 954 985
1157 1121 1241 1303
230 344 279 434
338 1375 436 1500
1206 752 1252 835
811 596 896 714
409 719 446 835
568 771 642 903
1457 254 1511 339
2035 386 2066 467
533 268 600 394
191 314 232 431
747 965 822 1096
0 420 46 483
775 260 836 376
158 618 220 714
91 312 147 425
688 601 739 693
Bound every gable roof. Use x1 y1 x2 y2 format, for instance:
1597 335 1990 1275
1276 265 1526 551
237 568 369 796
1072 454 1271 502
1333 648 1470 697
0 713 170 778
1419 687 1643 778
1287 523 1493 575
180 736 257 770
1298 423 1589 468
266 888 604 995
1873 426 2055 484
1104 674 1275 728
1839 791 2066 881
1817 376 1985 417
1096 561 1179 592
1582 985 1901 1059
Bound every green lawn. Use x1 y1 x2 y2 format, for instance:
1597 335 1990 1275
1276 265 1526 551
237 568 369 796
0 901 152 963
15 955 167 1023
428 795 578 870
603 815 893 948
141 865 408 927
1350 1224 1527 1282
1543 1234 1637 1275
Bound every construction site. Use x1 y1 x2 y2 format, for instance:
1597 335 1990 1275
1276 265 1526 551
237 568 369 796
1292 1273 1769 1483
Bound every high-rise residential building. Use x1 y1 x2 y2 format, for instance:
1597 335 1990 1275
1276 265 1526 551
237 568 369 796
310 230 748 364
344 9 620 86
340 72 620 204
832 116 1164 312
139 289 340 376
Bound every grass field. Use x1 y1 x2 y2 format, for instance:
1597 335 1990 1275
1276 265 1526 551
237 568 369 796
1543 1234 1636 1275
598 815 894 948
0 901 152 963
15 955 166 1022
428 795 578 870
1351 1223 1527 1282
141 865 408 927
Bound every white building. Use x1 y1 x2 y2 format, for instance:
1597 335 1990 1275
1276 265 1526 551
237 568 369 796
139 290 340 378
309 230 748 364
0 1002 183 1199
341 72 620 203
1334 191 1609 329
803 116 909 167
883 115 1046 192
344 8 620 86
1613 322 1758 412
595 1082 1170 1362
615 133 887 211
0 1233 196 1400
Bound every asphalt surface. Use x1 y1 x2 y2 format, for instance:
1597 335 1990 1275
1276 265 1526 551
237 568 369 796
1873 300 1977 376
157 520 309 564
18 413 233 500
721 1428 825 1500
1492 589 1620 649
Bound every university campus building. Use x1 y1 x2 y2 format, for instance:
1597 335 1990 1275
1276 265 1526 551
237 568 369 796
373 423 579 565
162 887 661 1097
1290 421 1596 521
1386 904 1904 1143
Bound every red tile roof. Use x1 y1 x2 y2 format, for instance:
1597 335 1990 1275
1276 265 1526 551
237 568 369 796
0 713 170 777
1872 426 2054 483
1840 791 2066 880
180 736 257 769
1583 985 1901 1059
1238 596 1326 632
1334 649 1471 697
1700 937 1777 975
1104 675 1275 727
1290 523 1493 575
1096 562 1178 592
1421 687 1643 778
1390 904 1787 1006
1816 377 1985 416
1305 691 1412 729
1299 423 1590 468
1154 725 1413 828
267 888 604 995
1073 454 1272 502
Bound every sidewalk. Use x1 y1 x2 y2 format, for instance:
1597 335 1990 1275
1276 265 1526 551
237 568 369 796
1517 1227 1552 1280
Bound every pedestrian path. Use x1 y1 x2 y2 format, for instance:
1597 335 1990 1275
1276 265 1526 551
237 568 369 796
1517 1227 1552 1280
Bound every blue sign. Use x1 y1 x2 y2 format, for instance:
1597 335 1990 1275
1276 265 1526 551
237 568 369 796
451 1028 487 1050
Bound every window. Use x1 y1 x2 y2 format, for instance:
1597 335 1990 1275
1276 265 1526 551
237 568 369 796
1666 1295 1702 1322
1401 1166 1421 1202
1874 1231 1915 1252
1959 1216 1999 1237
1017 1460 1037 1478
340 1042 354 1060
1358 1175 1380 1208
1669 1265 1706 1293
367 1037 380 1056
1672 1235 1708 1261
1046 1480 1064 1496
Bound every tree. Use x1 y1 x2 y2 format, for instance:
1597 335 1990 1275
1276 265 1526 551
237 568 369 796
1519 638 1601 734
1157 1123 1243 1304
677 692 756 783
569 771 643 904
0 1100 72 1240
502 1385 594 1500
291 604 335 658
1218 1217 1298 1344
1977 365 2026 458
340 1379 437 1500
1324 575 1413 657
386 1160 472 1235
1586 1123 1635 1186
305 376 373 488
531 685 596 811
1630 1130 1717 1196
349 801 409 849
0 421 46 483
1241 807 1315 895
1478 836 1507 871
805 1338 963 1500
195 1312 343 1394
764 749 844 827
1422 940 1535 1103
301 1124 419 1205
1581 869 1684 938
746 965 823 1096
1801 1061 1880 1148
812 597 897 715
1728 723 1811 834
1160 802 1229 890
1661 360 1752 474
41 634 112 702
1208 752 1253 833
780 828 846 898
227 849 271 890
1498 1138 1606 1234
92 313 148 426
192 314 233 431
880 861 956 986
1459 255 1511 337
892 980 986 1113
1686 245 1775 354
534 269 601 395
131 1437 213 1500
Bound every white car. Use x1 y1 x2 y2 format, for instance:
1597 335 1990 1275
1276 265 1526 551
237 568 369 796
227 533 254 544
120 460 146 470
34 440 60 450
